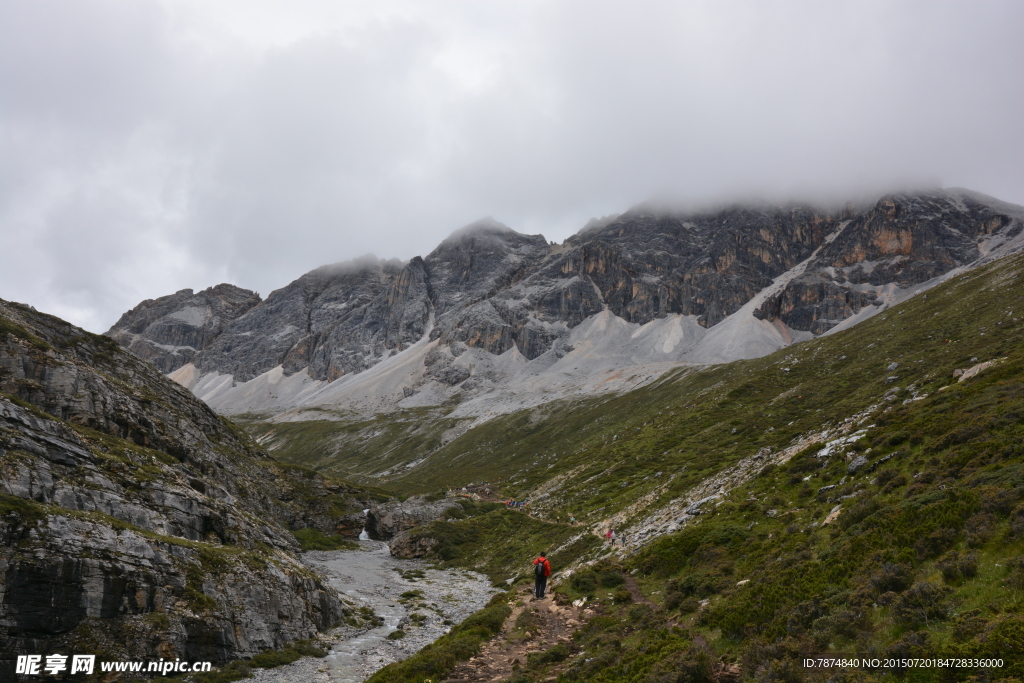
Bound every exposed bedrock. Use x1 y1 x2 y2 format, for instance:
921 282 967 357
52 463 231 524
106 284 261 374
365 496 463 541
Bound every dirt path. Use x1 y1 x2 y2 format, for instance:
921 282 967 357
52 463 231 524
442 586 591 683
623 574 653 606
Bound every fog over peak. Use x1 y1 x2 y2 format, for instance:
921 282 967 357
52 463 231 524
2 0 1022 332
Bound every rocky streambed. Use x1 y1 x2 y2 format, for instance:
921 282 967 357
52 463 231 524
247 540 496 683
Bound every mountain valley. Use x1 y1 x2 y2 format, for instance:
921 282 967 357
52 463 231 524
3 188 1024 682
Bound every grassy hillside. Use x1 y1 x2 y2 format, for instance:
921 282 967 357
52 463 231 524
256 248 1024 681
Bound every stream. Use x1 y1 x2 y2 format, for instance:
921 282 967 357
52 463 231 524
247 539 495 683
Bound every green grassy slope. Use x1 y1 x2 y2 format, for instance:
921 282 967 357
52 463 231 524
260 248 1024 681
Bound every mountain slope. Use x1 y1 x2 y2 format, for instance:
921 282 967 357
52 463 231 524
362 236 1024 683
0 299 388 673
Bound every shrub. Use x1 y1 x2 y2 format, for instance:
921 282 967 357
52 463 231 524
965 512 997 547
613 588 632 604
838 498 881 530
1005 556 1024 589
597 570 625 588
528 642 571 667
812 609 868 640
882 475 908 494
645 645 716 683
869 563 913 594
251 652 299 670
571 572 597 595
914 527 959 560
937 551 978 584
891 582 952 628
679 597 701 614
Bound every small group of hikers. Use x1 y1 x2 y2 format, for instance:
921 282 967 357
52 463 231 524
505 499 526 510
605 527 621 545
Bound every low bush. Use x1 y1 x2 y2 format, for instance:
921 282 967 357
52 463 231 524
938 550 979 583
891 582 953 628
291 528 360 552
528 642 571 667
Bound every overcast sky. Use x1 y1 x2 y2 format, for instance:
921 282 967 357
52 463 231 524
2 0 1023 332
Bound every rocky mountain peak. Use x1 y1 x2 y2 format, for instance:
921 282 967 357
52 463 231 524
107 188 1024 420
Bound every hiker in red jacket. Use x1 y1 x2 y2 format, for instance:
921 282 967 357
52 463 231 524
533 552 551 599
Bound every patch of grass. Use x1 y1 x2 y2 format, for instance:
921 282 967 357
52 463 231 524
248 640 327 669
183 640 328 682
291 527 360 551
0 316 52 351
0 492 49 525
0 390 59 421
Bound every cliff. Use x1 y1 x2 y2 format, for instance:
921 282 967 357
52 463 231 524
0 299 384 669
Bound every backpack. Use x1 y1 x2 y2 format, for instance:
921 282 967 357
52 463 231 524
535 559 546 577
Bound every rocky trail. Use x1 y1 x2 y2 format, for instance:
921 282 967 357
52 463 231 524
443 586 589 683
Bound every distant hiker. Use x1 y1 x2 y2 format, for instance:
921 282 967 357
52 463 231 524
606 528 616 543
533 552 551 598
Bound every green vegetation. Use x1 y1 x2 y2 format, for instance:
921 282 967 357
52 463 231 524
366 591 511 683
241 407 466 484
396 506 601 582
0 316 52 351
291 527 361 551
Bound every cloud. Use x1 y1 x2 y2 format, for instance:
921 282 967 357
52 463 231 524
1 0 1022 331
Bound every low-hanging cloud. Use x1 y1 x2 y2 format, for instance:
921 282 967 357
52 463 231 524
2 0 1022 331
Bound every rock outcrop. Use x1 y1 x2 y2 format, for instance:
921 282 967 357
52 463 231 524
754 190 1024 333
106 284 261 373
365 496 464 541
0 300 385 670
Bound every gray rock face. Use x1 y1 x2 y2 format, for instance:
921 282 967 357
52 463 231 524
754 190 1024 333
105 284 261 373
365 496 463 541
0 300 384 667
191 256 431 383
108 189 1024 385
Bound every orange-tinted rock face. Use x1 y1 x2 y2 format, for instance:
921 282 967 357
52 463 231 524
756 191 1021 333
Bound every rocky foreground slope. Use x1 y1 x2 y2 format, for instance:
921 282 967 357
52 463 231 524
108 189 1024 420
0 299 388 672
